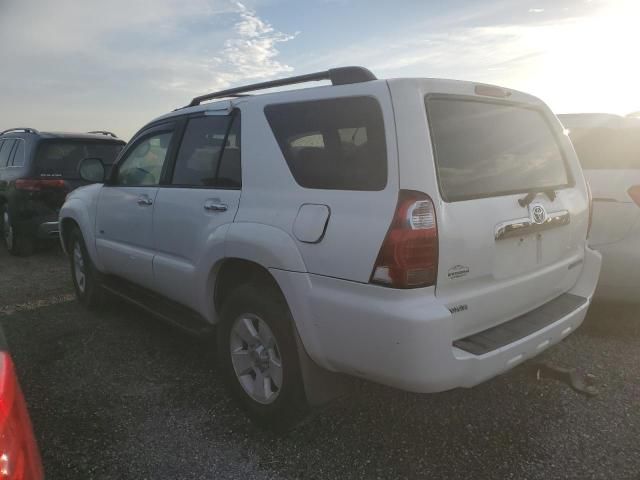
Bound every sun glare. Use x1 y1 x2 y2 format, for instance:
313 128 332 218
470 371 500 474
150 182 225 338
524 0 639 115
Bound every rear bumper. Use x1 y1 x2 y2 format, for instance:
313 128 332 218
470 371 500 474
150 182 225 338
36 220 60 239
273 247 601 393
15 214 59 240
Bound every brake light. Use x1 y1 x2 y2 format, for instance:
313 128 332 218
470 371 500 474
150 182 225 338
474 84 511 98
586 182 594 238
0 352 43 480
15 179 66 192
371 190 438 288
628 185 640 207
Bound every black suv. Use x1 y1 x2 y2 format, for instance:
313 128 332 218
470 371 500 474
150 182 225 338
0 128 125 255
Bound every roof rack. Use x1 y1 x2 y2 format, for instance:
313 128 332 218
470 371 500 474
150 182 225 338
187 66 377 107
0 127 39 136
88 130 118 138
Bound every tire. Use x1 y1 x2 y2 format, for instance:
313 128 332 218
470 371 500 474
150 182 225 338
217 283 308 430
69 227 103 309
2 207 34 256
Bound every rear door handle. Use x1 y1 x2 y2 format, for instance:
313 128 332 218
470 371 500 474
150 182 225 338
204 200 228 212
137 195 153 206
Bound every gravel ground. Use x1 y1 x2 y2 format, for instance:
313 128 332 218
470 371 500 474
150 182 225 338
1 247 639 479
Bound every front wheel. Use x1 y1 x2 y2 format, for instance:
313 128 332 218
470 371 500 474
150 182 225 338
69 227 103 309
217 283 308 429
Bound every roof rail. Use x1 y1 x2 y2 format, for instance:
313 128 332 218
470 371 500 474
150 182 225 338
0 127 39 136
88 130 119 138
187 66 377 107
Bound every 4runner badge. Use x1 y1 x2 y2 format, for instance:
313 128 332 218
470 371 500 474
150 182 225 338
448 265 469 280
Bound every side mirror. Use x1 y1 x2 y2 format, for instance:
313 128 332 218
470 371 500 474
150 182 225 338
79 158 106 183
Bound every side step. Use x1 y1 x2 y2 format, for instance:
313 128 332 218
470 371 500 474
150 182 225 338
101 276 214 337
453 293 588 356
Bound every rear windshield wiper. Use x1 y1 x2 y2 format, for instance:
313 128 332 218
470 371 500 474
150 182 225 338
518 189 557 207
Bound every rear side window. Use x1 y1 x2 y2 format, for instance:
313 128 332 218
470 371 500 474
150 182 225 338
10 140 25 166
265 96 387 190
568 127 640 169
0 140 16 167
426 97 570 202
36 141 124 178
172 113 241 188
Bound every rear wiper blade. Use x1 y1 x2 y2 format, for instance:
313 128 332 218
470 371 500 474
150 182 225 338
518 189 557 207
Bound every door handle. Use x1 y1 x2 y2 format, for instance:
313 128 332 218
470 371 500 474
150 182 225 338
204 200 228 212
137 195 153 206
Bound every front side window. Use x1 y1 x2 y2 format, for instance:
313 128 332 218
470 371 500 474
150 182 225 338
426 97 570 202
265 96 387 191
171 113 241 188
116 132 173 186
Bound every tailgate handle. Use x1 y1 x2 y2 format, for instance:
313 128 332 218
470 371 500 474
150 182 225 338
495 210 570 241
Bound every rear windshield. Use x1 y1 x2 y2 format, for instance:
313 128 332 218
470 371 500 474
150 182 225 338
265 96 387 191
567 127 640 170
426 97 570 202
36 141 124 178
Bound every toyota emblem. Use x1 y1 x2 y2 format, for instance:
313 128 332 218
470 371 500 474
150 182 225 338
530 204 547 225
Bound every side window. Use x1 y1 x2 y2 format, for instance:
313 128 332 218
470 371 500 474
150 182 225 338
116 131 173 186
10 140 25 166
217 114 241 188
264 96 387 190
0 140 16 167
172 113 241 188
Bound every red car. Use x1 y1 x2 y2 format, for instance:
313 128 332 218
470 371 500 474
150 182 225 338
0 328 43 479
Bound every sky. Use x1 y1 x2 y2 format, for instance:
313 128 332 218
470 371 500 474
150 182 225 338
0 0 637 140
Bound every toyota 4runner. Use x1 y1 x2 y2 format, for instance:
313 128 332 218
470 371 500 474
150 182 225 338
59 67 601 427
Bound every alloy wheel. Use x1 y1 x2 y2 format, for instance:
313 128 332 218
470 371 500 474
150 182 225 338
229 314 283 405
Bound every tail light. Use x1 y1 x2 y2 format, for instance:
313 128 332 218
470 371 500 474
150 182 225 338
628 185 640 207
371 190 438 288
586 182 593 238
15 179 67 192
0 352 44 480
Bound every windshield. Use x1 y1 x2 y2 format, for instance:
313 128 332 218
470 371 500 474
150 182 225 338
36 141 124 179
426 97 571 202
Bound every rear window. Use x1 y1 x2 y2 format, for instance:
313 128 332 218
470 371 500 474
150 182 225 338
36 141 124 178
265 96 387 190
567 127 640 170
426 97 570 202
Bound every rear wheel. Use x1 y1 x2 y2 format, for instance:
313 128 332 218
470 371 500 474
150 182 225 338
69 227 103 309
2 207 34 256
217 283 308 430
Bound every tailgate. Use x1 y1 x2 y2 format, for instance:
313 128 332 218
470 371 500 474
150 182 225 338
388 79 590 340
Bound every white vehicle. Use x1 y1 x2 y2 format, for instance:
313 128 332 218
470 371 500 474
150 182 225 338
60 67 601 426
560 113 640 302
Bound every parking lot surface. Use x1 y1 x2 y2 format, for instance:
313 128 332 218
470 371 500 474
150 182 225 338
1 247 639 479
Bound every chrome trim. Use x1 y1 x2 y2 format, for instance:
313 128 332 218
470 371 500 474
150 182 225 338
495 210 570 241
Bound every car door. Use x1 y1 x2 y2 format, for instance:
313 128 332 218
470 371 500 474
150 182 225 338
151 110 241 312
95 124 177 289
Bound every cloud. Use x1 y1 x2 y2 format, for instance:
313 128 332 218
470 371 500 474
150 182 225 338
528 8 545 13
0 0 295 138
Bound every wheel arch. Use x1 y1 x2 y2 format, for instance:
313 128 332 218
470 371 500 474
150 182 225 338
59 217 79 253
213 258 284 315
59 201 102 270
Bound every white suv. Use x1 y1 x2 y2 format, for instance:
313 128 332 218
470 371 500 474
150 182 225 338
60 67 601 427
